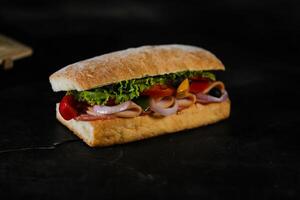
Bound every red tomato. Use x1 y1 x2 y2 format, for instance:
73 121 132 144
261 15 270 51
142 85 175 97
189 81 211 94
59 95 79 120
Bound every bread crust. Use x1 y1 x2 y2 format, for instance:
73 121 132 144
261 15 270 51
56 100 230 147
49 44 224 91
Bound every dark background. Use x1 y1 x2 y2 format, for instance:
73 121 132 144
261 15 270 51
0 0 300 199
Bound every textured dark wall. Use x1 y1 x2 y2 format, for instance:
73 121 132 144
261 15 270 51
1 1 299 59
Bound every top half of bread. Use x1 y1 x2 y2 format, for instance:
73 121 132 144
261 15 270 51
49 44 225 92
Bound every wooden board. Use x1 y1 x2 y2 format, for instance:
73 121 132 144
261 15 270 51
0 34 33 70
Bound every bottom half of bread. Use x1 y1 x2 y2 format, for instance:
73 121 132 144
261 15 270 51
56 100 230 147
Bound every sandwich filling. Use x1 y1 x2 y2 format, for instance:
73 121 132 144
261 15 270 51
58 71 228 121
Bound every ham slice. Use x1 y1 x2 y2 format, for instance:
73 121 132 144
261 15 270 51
202 81 225 94
176 93 196 110
150 96 178 116
113 102 142 118
195 81 228 104
87 101 142 118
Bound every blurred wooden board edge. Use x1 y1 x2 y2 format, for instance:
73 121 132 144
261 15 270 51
0 34 33 70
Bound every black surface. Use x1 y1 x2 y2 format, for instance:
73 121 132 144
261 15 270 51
1 0 300 199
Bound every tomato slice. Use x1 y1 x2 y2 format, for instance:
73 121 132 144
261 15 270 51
142 85 175 97
189 81 211 94
59 95 79 120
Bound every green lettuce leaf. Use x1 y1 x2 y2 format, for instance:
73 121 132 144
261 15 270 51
68 70 216 105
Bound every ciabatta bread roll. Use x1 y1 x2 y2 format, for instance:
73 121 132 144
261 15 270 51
49 44 230 147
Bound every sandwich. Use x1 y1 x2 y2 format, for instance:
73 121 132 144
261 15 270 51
49 44 230 147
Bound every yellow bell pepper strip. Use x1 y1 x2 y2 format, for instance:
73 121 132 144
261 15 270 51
176 78 190 98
